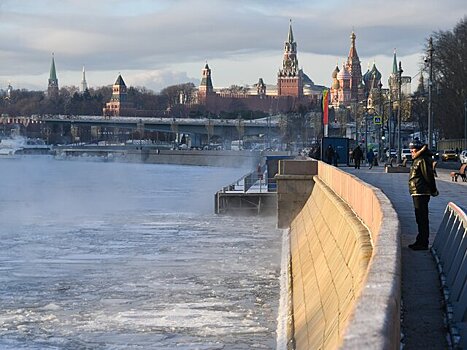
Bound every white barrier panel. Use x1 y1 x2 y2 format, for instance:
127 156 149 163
432 202 467 349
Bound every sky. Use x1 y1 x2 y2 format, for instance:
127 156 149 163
0 0 465 93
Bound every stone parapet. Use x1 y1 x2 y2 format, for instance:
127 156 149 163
282 160 401 349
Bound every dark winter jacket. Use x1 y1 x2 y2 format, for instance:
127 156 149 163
408 145 438 196
352 146 363 160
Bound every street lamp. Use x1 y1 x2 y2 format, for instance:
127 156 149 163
464 99 467 150
364 110 368 156
397 61 403 164
388 90 393 160
378 81 383 160
354 100 358 142
427 37 434 149
365 107 375 157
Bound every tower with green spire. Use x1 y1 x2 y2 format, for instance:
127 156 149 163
388 49 400 101
388 49 412 108
47 53 59 98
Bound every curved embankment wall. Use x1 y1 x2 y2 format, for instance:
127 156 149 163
289 161 401 349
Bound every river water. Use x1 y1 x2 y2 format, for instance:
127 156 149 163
0 157 283 349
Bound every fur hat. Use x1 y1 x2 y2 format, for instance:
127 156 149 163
409 139 423 150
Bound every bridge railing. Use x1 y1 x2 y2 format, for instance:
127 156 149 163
431 202 467 349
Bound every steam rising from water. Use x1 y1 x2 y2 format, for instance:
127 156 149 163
0 156 251 223
0 157 282 349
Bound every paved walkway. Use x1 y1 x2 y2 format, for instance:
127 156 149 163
343 164 467 349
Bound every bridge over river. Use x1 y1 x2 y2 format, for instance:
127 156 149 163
1 115 282 147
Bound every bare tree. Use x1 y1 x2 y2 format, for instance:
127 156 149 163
428 17 467 139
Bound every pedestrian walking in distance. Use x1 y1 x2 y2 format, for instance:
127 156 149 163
408 139 439 250
367 148 375 169
352 144 363 169
325 145 335 165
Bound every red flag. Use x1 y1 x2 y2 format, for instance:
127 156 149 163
322 89 329 125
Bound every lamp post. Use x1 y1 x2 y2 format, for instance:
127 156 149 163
365 107 375 158
464 99 467 149
378 81 383 160
427 37 434 149
364 111 368 156
397 61 403 164
388 90 393 160
354 99 358 143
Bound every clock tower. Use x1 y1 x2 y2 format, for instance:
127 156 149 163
277 20 303 97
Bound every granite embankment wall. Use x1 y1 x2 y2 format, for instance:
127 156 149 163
55 146 262 168
126 148 262 168
278 160 401 349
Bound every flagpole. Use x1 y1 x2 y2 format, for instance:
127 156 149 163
323 89 329 137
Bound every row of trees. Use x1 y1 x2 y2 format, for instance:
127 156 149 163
0 82 205 118
0 86 163 117
356 16 467 143
430 16 467 139
407 16 467 140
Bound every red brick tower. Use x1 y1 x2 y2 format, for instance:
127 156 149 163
277 20 303 97
198 63 214 103
103 74 136 117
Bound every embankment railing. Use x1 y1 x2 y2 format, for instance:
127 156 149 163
431 202 467 349
220 164 274 193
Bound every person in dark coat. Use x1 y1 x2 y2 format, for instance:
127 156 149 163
352 145 363 169
333 150 340 166
367 148 375 169
325 145 335 165
407 139 439 250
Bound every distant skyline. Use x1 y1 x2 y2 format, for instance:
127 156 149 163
0 0 465 92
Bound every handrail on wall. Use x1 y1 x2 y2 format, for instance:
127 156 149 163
431 202 467 349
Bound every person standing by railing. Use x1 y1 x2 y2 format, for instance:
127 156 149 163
408 139 439 250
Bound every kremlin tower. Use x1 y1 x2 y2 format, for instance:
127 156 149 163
277 20 303 97
197 63 214 103
103 74 136 117
47 53 59 98
80 66 88 93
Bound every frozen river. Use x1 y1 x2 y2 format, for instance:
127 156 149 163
0 157 283 349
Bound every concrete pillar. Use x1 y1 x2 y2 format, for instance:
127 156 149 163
276 160 318 228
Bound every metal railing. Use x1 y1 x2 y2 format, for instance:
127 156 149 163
431 202 467 349
221 167 275 194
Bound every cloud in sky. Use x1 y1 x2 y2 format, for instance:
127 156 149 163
0 0 464 92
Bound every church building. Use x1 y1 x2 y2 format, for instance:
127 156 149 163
329 32 366 108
